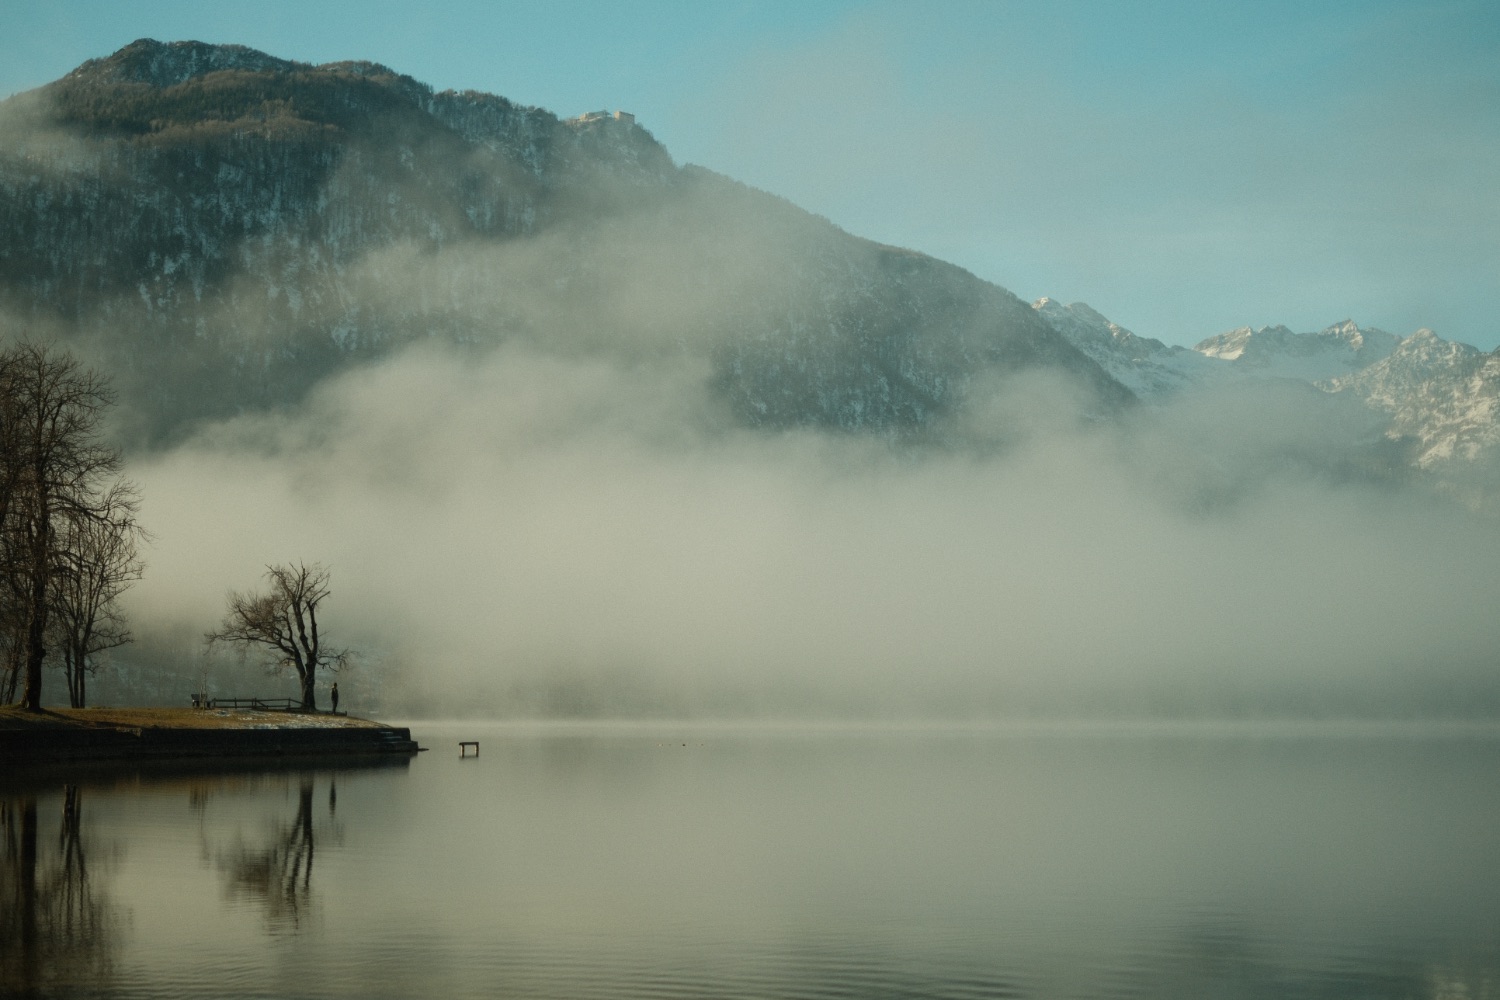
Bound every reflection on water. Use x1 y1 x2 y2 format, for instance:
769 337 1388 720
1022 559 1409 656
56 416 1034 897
214 778 325 931
0 784 123 996
3 723 1500 999
0 756 401 998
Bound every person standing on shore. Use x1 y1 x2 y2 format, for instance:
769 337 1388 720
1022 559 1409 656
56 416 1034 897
330 683 339 714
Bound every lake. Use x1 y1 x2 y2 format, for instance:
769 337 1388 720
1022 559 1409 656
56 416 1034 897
5 720 1500 999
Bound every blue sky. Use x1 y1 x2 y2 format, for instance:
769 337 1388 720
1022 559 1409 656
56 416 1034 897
4 0 1498 349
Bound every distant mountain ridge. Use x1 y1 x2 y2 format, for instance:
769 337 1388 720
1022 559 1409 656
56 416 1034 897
1030 298 1224 397
1324 329 1500 471
0 39 1129 445
1193 319 1401 378
1032 297 1500 490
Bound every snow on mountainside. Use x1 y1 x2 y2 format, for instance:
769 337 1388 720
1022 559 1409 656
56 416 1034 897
1324 330 1500 469
1192 320 1401 382
1032 301 1405 397
1033 296 1500 494
1033 300 1440 402
1031 298 1230 397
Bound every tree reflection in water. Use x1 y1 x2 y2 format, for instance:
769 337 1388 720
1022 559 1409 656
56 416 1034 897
217 778 334 931
0 785 122 995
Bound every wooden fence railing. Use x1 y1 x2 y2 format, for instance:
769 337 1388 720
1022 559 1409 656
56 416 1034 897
193 696 298 711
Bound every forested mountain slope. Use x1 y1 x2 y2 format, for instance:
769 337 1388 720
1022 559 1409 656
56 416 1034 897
0 39 1130 446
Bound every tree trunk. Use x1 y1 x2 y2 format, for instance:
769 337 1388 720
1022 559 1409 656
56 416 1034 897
21 513 49 711
300 667 316 712
64 634 89 708
0 649 19 702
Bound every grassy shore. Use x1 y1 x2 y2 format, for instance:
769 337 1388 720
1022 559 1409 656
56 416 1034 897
0 705 417 763
0 705 389 731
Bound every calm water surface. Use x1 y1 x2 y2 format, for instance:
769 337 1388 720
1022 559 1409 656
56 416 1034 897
4 720 1500 999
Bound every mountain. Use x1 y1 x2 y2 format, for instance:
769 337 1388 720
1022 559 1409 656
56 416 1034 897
0 39 1130 445
1189 320 1500 481
1031 295 1500 498
1031 303 1412 399
7 39 1493 505
1030 298 1230 397
1323 329 1500 473
1193 320 1401 381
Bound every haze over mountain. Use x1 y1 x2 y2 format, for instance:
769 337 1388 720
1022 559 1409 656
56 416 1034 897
0 38 1128 447
4 41 1499 719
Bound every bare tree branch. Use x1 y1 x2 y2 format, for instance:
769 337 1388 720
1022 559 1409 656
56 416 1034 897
204 562 352 711
0 345 133 710
48 482 147 707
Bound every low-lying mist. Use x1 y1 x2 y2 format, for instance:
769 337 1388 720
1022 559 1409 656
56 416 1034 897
121 338 1500 720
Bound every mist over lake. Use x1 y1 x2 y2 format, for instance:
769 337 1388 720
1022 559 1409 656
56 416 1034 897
110 341 1500 721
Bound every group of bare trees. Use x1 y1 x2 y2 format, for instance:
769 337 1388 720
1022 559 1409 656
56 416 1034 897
0 346 143 710
0 344 349 712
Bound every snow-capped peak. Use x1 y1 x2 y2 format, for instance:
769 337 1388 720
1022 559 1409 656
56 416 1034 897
1190 321 1399 380
1324 327 1498 471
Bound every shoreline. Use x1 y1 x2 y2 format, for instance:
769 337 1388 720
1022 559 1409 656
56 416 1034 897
0 706 420 764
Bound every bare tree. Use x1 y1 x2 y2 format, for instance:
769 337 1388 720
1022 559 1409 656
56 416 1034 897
0 346 127 711
204 562 352 711
49 483 145 708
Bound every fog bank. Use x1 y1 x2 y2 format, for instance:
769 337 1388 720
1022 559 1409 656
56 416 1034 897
122 340 1500 719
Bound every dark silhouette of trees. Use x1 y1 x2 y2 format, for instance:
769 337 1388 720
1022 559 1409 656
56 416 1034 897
205 562 352 711
0 345 142 709
49 483 145 707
